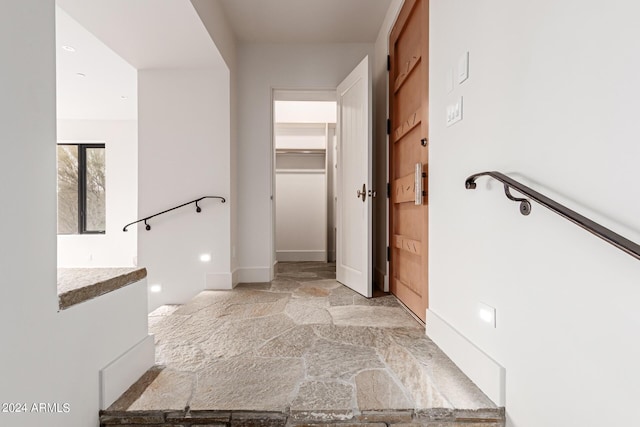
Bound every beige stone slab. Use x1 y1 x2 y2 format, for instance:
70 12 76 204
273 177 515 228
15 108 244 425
255 325 317 358
379 342 452 410
353 294 401 308
290 381 354 421
305 339 384 380
285 301 332 325
329 306 422 329
388 332 496 410
270 279 303 293
218 297 288 320
153 314 223 346
355 370 413 411
156 344 207 372
190 357 304 411
312 325 385 349
128 368 194 410
149 314 191 345
173 290 237 315
201 314 296 358
57 267 147 310
149 304 181 316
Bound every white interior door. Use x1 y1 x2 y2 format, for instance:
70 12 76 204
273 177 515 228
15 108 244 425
336 56 372 297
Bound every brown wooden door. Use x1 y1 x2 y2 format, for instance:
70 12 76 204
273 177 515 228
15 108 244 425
389 0 429 322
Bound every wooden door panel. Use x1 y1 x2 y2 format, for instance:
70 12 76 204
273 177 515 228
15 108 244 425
389 0 429 322
395 71 422 125
394 127 423 176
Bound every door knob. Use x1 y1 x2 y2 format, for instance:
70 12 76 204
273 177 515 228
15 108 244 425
356 183 367 202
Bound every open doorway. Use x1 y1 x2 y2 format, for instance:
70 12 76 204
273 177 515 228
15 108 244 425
271 90 337 268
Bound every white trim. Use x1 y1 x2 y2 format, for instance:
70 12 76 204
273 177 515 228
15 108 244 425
426 309 506 406
205 271 233 290
236 266 272 283
99 334 155 410
374 266 389 292
231 268 240 287
276 250 327 262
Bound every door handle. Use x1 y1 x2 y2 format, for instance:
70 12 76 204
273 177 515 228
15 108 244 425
415 163 423 205
356 183 367 202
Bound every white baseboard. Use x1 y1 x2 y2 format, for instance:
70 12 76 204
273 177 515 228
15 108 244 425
236 266 272 283
426 309 506 407
374 266 388 292
231 268 239 287
205 271 233 290
276 250 326 262
99 334 155 410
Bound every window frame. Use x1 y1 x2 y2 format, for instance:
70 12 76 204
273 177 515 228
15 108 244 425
57 142 106 235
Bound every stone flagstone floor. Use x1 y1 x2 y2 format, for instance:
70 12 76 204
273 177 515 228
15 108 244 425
105 262 503 426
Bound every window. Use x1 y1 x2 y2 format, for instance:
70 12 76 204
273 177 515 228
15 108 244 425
57 144 106 234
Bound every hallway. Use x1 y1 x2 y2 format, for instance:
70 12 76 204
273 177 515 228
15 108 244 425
102 262 502 426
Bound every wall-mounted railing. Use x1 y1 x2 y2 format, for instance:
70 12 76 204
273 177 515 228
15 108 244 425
465 171 640 261
123 196 226 232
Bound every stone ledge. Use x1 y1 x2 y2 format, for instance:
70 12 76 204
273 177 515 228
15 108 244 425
100 408 506 427
58 267 147 310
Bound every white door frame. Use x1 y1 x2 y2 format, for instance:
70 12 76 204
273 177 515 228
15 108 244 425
270 89 337 279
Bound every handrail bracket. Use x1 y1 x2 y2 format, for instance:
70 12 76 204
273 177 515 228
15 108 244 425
503 185 531 216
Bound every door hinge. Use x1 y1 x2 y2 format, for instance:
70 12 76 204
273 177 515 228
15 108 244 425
387 55 391 71
387 246 391 262
386 118 391 135
386 182 390 198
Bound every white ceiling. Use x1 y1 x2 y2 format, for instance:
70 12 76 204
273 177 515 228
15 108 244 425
56 0 224 70
56 6 137 120
54 0 393 120
218 0 393 43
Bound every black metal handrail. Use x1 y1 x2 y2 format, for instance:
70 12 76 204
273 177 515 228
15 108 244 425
465 171 640 261
123 196 226 232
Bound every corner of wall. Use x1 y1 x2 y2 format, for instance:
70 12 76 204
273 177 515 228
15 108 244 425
426 309 506 407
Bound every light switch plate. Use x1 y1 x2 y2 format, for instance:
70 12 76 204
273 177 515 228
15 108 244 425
446 96 463 127
458 51 469 84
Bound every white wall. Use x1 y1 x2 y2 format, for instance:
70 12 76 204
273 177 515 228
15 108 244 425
275 171 327 261
373 0 403 291
57 120 137 267
428 1 640 426
138 68 232 311
237 43 374 281
191 0 239 276
0 3 151 425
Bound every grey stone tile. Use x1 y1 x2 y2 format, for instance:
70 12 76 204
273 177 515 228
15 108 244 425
235 282 273 290
355 370 413 411
218 297 288 320
255 325 317 358
379 343 452 410
156 344 207 372
128 368 194 410
270 279 303 293
305 339 384 380
149 304 181 316
201 314 296 358
329 306 422 329
311 325 385 349
190 358 304 411
285 301 332 325
353 294 401 308
173 290 236 315
149 314 191 345
290 381 354 421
